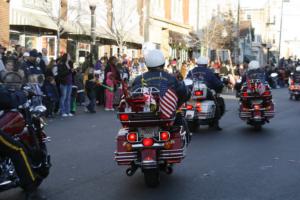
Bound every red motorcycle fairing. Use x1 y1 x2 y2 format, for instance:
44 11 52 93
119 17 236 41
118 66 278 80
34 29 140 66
0 111 26 136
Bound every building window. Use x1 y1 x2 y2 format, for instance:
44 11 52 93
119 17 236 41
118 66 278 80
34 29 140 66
171 0 183 23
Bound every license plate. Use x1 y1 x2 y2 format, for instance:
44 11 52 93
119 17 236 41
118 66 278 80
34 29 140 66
139 127 158 138
186 110 195 118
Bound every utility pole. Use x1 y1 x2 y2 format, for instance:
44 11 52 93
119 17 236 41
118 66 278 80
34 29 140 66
278 0 284 63
144 0 150 42
236 0 240 64
90 4 97 63
56 0 62 59
196 0 200 56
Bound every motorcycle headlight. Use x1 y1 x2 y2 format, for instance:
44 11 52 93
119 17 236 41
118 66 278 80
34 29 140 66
32 105 47 116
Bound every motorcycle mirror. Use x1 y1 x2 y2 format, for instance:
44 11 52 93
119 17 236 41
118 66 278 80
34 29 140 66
184 79 193 86
23 86 31 91
270 73 278 78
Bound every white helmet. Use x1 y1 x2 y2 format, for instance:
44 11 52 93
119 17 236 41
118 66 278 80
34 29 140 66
248 60 260 70
197 56 208 65
23 52 30 57
296 66 300 72
144 49 165 68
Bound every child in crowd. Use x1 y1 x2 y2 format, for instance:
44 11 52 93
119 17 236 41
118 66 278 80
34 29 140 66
105 72 114 111
85 73 96 113
74 67 85 106
42 76 59 118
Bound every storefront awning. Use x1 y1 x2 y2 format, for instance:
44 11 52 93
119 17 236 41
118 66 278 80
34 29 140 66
10 9 57 31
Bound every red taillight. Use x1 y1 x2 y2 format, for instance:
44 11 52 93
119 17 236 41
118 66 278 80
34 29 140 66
127 132 138 142
263 90 271 96
254 105 260 110
291 79 295 85
194 90 203 96
242 92 248 97
186 105 193 110
159 131 170 141
196 102 202 112
142 138 154 147
119 114 129 121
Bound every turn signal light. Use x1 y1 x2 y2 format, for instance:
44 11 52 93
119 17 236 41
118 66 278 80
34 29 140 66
164 141 173 149
142 138 154 147
125 143 132 151
196 102 202 112
194 90 203 96
119 114 129 121
159 131 170 141
186 105 193 110
127 132 138 142
242 92 248 97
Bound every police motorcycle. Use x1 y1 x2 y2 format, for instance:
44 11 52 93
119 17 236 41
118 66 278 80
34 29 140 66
182 78 218 131
239 79 275 130
114 82 188 187
288 69 300 100
0 72 51 192
269 72 279 89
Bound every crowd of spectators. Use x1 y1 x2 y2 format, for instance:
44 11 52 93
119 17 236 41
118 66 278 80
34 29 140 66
2 42 297 119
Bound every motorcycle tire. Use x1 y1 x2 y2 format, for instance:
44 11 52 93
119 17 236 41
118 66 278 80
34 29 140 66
295 96 300 101
144 169 160 188
35 143 51 179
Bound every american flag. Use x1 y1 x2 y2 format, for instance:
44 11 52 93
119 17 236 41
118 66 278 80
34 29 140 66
256 82 266 95
159 80 178 119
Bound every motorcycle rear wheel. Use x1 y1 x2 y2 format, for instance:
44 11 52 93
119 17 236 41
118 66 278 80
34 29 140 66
144 169 160 188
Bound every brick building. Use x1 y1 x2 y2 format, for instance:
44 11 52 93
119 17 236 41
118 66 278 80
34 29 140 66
147 0 194 61
0 0 10 47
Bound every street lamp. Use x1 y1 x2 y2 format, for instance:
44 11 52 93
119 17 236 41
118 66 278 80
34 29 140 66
278 0 290 64
89 0 97 64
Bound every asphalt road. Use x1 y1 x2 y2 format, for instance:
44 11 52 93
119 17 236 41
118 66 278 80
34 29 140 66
1 88 300 200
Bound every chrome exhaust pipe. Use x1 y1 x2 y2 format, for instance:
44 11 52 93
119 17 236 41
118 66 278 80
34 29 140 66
0 180 17 191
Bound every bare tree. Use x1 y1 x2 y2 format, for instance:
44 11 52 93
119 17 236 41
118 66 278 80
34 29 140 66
200 10 236 57
38 0 84 58
97 0 142 55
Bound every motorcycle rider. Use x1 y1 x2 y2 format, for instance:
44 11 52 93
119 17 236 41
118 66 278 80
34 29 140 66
0 84 41 193
241 60 267 84
132 49 191 141
186 56 224 130
291 66 300 84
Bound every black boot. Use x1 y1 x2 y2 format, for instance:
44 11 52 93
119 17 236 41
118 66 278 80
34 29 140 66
214 121 222 131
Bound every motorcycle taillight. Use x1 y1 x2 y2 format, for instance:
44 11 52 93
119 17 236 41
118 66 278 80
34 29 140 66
291 79 295 85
